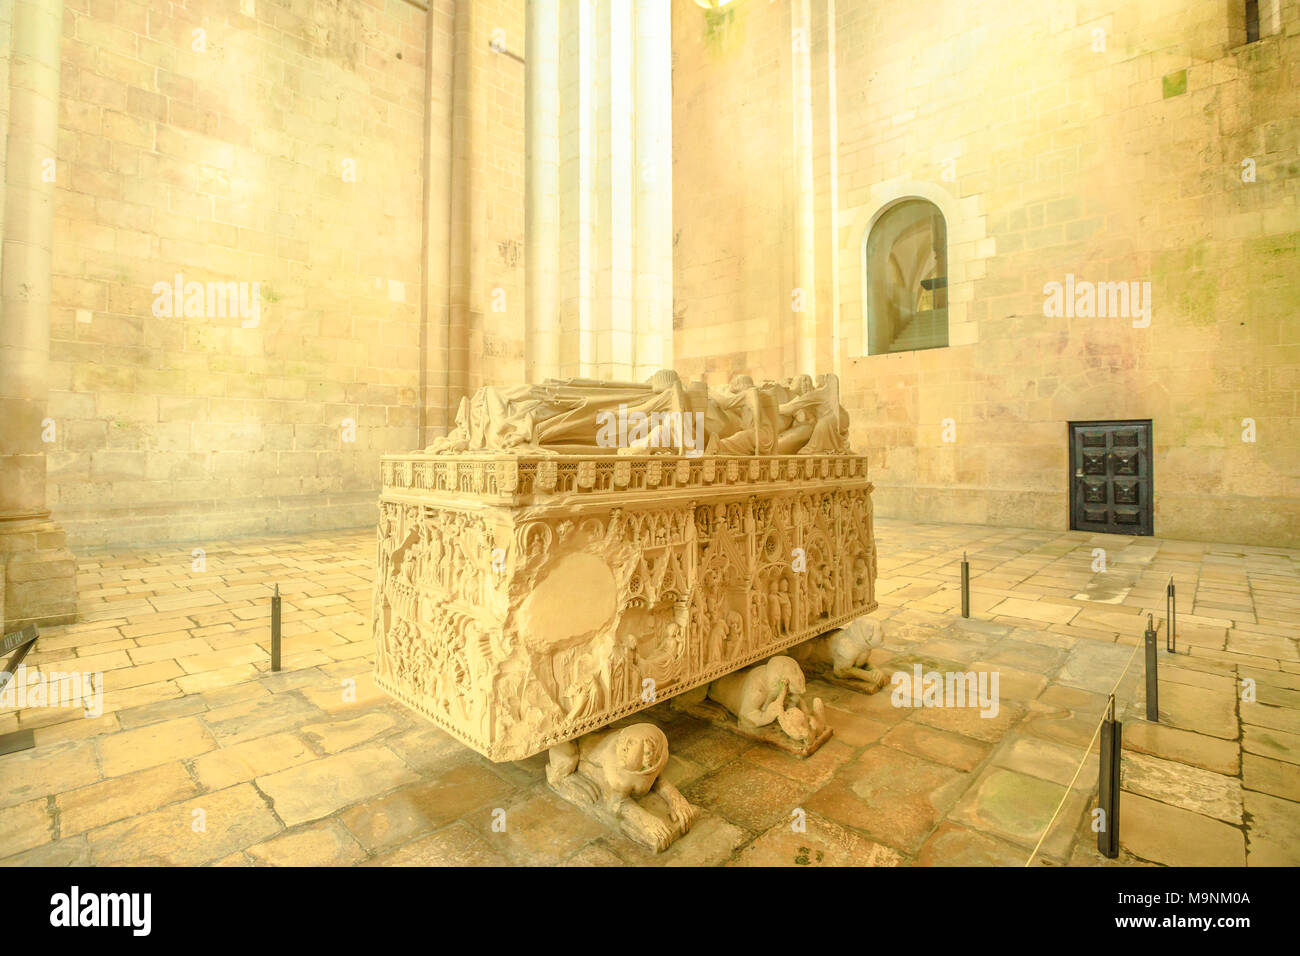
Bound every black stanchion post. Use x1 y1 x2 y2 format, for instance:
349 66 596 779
1098 694 1121 859
1144 613 1158 722
271 583 282 672
1166 576 1176 653
960 551 970 619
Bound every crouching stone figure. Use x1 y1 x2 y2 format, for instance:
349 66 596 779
706 655 829 751
546 723 697 853
791 616 889 693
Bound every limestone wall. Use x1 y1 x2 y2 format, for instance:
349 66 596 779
672 0 1300 546
45 0 437 548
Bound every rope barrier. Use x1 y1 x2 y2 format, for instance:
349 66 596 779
1023 637 1143 866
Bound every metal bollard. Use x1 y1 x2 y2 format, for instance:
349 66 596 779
1166 576 1177 653
1097 694 1122 859
960 551 970 619
271 583 282 672
1144 613 1158 722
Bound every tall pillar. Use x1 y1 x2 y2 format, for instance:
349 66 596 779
0 0 78 629
540 0 673 382
633 0 672 378
445 0 476 420
792 0 817 376
826 0 841 378
596 0 635 378
526 0 561 384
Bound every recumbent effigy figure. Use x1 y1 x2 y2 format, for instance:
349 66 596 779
422 369 850 457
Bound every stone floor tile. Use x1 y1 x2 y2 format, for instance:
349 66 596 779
731 812 902 867
1119 792 1246 867
1242 724 1300 766
681 760 813 832
338 761 520 853
85 783 282 866
365 823 509 867
191 732 317 790
948 766 1068 849
0 797 54 857
1120 751 1243 823
914 820 1028 866
57 761 200 835
245 819 368 867
1242 791 1300 866
1242 753 1300 802
0 739 102 809
98 715 217 777
881 720 993 771
1122 721 1239 776
803 745 969 854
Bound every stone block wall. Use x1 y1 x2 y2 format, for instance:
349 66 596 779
45 0 435 549
671 0 1300 546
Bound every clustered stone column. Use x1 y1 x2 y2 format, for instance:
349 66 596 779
0 0 78 630
525 0 673 383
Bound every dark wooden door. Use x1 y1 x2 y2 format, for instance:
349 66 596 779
1069 420 1153 535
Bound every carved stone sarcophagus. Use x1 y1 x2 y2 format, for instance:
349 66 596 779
373 453 878 761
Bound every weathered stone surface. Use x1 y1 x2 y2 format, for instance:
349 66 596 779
0 740 101 809
256 746 419 827
1056 640 1143 694
732 813 902 867
881 721 993 771
202 693 328 746
463 790 608 866
301 713 396 753
86 784 282 866
606 813 749 867
740 735 856 786
339 762 519 852
914 820 1027 866
680 761 811 832
948 767 1068 848
97 715 216 777
245 820 368 867
1153 680 1240 740
1241 701 1300 736
1120 752 1243 824
1242 791 1300 866
909 697 1026 744
1242 725 1300 766
0 798 54 857
365 823 509 867
191 732 317 790
1119 793 1246 867
989 735 1090 788
1123 721 1240 775
1022 684 1110 748
374 449 877 761
57 762 200 835
805 745 968 854
1242 753 1300 802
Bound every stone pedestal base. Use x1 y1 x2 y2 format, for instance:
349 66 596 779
0 517 78 631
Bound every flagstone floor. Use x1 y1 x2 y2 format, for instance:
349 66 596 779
1 518 1297 866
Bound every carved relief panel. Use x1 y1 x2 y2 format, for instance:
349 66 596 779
374 454 877 761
